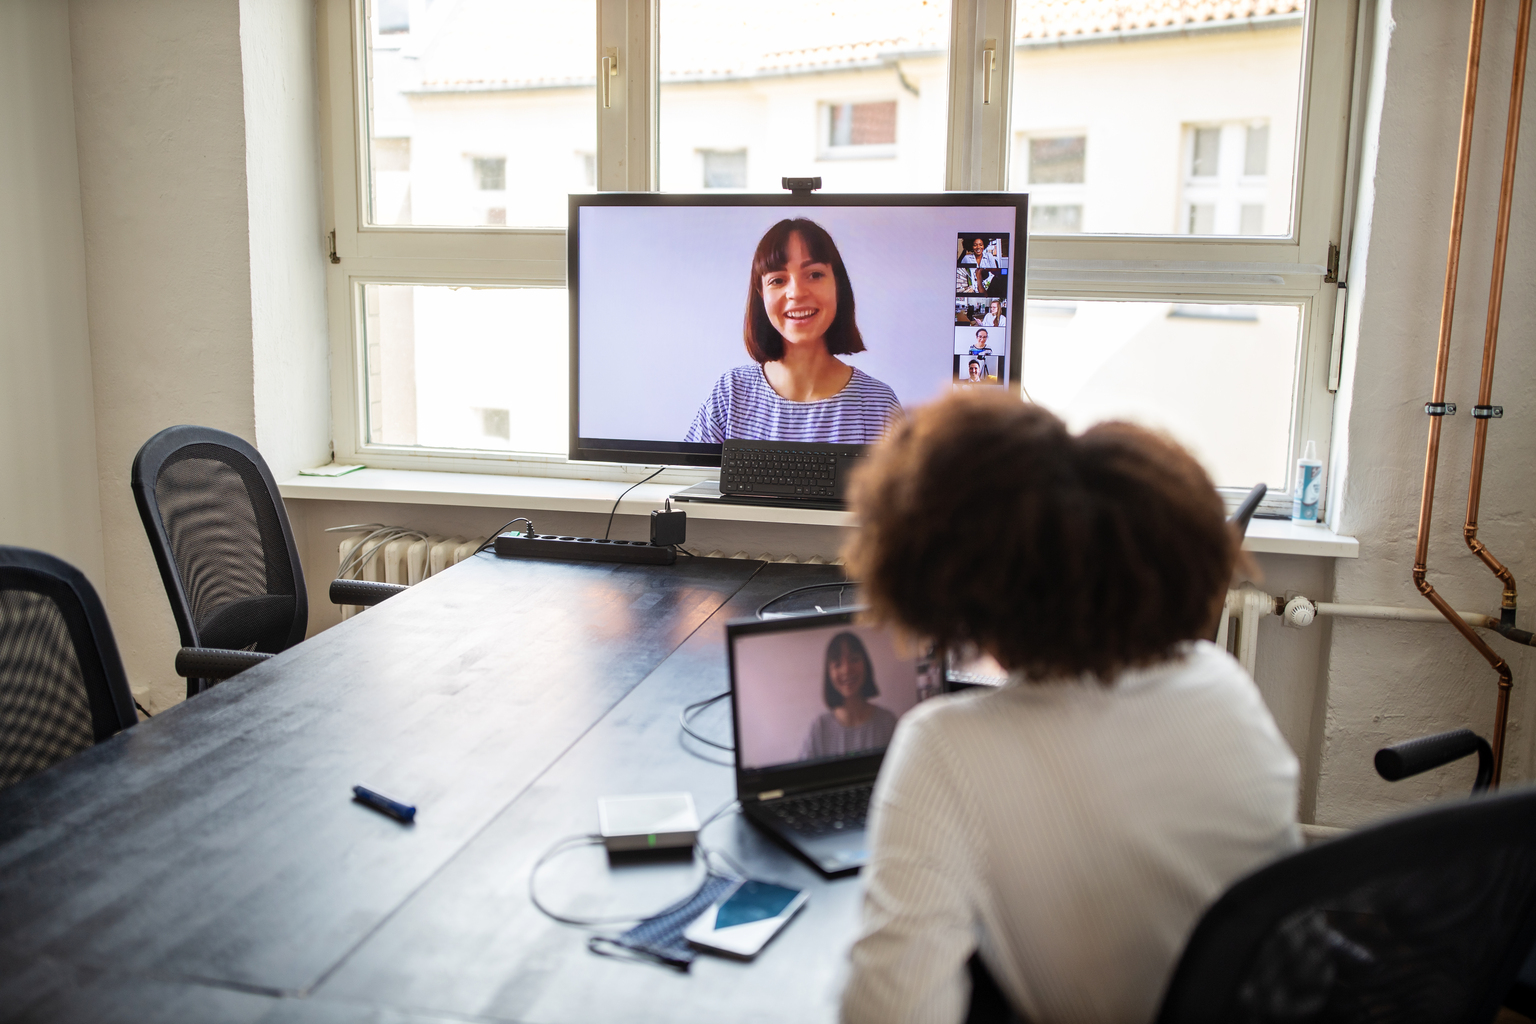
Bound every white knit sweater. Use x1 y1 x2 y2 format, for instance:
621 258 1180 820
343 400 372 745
841 641 1300 1024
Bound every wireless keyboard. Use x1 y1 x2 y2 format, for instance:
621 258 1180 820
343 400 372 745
718 439 867 503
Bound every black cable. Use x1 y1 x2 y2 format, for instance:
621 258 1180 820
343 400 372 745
603 468 666 540
476 517 534 554
679 691 733 751
755 581 862 619
134 700 153 718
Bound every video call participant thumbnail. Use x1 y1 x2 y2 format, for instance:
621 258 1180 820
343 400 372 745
685 218 902 445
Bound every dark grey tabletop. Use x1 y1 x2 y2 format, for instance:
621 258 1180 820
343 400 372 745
0 554 858 1023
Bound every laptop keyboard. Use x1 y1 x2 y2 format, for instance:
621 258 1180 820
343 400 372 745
763 785 872 837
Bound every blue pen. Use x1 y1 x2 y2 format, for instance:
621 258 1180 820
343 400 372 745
353 785 416 823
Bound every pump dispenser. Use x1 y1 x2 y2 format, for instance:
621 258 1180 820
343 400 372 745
1292 440 1322 522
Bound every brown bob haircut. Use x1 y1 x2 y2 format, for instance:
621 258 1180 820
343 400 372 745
844 391 1241 682
743 218 865 363
823 631 878 708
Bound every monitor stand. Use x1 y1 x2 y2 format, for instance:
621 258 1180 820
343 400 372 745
670 480 846 512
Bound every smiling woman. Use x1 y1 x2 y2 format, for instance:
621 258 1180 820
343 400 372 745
683 218 902 444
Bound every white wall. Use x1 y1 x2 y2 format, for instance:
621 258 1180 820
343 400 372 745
1319 0 1536 825
0 0 106 587
242 0 333 484
67 0 330 712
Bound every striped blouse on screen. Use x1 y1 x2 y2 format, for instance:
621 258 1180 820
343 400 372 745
684 364 903 445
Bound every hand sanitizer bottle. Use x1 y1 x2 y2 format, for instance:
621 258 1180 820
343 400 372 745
1292 441 1323 522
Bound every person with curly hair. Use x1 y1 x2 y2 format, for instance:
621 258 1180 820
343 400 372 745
839 391 1298 1024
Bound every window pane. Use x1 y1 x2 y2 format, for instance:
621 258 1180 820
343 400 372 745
363 284 567 455
1028 136 1085 184
1010 1 1304 236
1022 299 1300 488
701 149 748 189
363 0 596 228
659 0 949 191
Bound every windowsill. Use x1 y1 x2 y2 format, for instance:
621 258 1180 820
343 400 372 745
279 468 1360 556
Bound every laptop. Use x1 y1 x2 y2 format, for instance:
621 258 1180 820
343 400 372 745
725 609 943 877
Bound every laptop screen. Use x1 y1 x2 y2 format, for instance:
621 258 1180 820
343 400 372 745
730 616 942 773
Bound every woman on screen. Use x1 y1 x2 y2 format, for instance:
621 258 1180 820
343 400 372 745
684 219 902 445
799 631 897 761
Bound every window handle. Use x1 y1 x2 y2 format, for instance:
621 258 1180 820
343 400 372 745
603 47 619 109
982 38 996 105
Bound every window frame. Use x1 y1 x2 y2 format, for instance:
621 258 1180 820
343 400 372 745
318 0 1358 508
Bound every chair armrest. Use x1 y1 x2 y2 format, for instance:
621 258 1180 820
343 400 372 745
330 579 409 607
1376 728 1493 792
175 647 275 680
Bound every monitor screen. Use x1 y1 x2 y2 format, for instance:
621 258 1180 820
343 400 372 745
570 193 1028 466
729 617 943 773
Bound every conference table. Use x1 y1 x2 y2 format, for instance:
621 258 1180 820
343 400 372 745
0 553 866 1023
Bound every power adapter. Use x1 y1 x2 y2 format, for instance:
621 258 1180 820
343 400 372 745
650 499 687 548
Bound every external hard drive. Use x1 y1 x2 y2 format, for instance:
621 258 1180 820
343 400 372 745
598 792 700 852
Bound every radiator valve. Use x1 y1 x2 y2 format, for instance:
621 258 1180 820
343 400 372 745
1283 596 1316 628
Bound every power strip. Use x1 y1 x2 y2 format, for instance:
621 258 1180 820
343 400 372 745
493 532 677 565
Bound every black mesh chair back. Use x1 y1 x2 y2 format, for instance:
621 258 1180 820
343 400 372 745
1230 482 1267 537
131 426 307 661
1156 783 1536 1023
0 547 137 789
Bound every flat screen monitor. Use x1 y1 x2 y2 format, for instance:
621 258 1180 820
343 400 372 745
569 192 1028 466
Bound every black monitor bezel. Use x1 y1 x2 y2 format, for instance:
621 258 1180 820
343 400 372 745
568 191 1030 467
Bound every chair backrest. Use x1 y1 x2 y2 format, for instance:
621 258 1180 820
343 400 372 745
1156 784 1536 1023
131 426 307 656
1229 482 1267 538
0 547 138 788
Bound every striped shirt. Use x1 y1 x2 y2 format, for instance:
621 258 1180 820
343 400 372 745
841 641 1299 1024
684 364 903 444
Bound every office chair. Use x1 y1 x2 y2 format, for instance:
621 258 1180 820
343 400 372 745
1154 781 1536 1023
1229 482 1267 537
0 547 138 789
132 425 405 698
1375 727 1492 794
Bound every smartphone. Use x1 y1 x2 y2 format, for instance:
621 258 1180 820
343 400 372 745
683 879 808 959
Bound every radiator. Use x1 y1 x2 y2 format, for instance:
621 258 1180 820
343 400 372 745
336 533 486 619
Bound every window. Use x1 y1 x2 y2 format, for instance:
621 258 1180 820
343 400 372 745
829 101 897 147
657 0 946 191
1007 0 1350 502
360 0 596 229
1181 121 1271 235
1019 134 1085 234
700 149 748 189
323 0 1354 505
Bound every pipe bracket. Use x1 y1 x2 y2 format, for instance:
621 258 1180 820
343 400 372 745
1472 405 1504 418
1425 402 1458 416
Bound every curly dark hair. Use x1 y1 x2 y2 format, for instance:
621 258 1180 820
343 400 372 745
822 631 878 708
844 391 1240 682
743 218 865 363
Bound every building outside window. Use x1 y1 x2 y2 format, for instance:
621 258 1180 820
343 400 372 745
1182 121 1270 235
700 149 748 189
823 100 898 156
326 0 1350 508
1019 134 1085 234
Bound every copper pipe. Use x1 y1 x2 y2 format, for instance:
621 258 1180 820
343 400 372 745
1413 0 1516 787
1465 0 1532 632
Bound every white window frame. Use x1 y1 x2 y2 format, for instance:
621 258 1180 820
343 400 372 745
318 0 1360 509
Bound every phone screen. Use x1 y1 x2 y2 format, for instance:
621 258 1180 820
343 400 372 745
713 881 801 930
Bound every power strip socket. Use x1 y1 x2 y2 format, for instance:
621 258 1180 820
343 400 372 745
493 532 676 565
